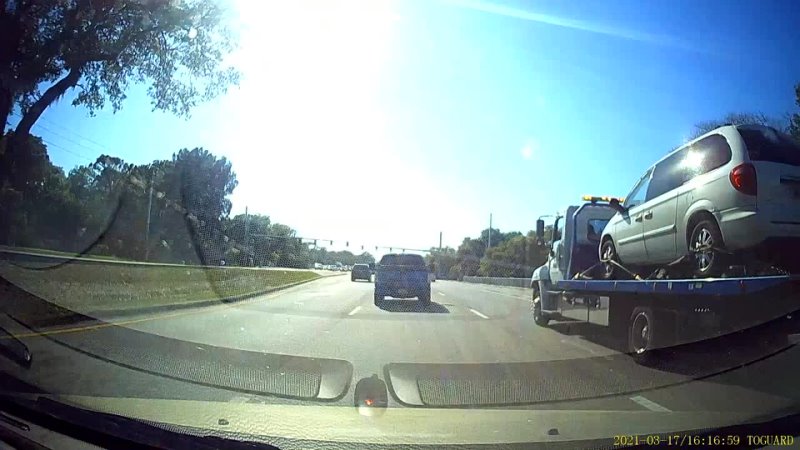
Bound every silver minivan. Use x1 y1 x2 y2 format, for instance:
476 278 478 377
600 124 800 279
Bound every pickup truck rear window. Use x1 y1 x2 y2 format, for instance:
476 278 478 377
740 128 800 167
379 254 426 267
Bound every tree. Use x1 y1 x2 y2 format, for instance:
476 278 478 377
309 248 375 267
789 84 800 142
690 112 787 140
478 235 543 278
425 246 457 278
0 134 85 248
1 0 240 186
456 237 485 277
479 228 521 248
146 148 237 264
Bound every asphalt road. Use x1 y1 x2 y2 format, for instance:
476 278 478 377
3 274 800 431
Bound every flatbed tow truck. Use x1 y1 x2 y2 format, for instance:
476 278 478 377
531 196 800 362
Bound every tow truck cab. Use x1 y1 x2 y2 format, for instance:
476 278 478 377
531 198 617 319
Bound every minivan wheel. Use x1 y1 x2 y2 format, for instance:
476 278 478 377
689 219 727 278
600 239 619 280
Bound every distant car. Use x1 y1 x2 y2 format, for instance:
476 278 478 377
374 254 431 306
351 264 372 282
601 124 800 279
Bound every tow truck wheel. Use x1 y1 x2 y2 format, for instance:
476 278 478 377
531 285 550 326
419 290 431 307
628 307 657 364
600 239 619 280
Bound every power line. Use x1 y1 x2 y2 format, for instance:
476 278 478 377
39 138 95 163
8 112 106 161
33 122 108 156
38 116 111 154
9 112 111 155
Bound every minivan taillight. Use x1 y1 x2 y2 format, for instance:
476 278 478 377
729 163 757 195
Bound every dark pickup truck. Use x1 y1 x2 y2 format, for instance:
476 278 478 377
374 254 431 306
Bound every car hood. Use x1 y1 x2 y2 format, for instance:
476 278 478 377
23 394 772 446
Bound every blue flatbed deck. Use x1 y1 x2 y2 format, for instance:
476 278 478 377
555 275 800 297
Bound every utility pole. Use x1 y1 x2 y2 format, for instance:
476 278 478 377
439 231 442 252
144 172 154 261
243 206 250 265
244 206 250 245
488 213 493 249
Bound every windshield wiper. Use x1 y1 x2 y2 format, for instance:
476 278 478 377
0 318 32 369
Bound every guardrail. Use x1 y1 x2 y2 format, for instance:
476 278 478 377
462 276 531 288
0 248 316 272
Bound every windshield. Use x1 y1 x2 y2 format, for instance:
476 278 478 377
379 254 426 266
2 1 800 448
587 219 608 241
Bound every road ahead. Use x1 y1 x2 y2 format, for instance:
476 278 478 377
116 276 618 366
3 273 800 430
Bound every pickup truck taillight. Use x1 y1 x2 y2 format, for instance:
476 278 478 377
730 163 757 196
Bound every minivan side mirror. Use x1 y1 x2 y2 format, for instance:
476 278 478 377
609 198 626 214
535 219 545 238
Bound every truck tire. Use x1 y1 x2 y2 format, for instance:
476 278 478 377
531 284 550 326
374 292 383 305
628 306 667 365
351 275 356 282
419 290 431 307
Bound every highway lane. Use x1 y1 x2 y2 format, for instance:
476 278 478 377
77 276 800 414
111 277 620 366
3 274 800 420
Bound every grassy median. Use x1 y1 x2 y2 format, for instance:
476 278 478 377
0 261 320 317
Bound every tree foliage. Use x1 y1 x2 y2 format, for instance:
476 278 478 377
425 246 456 278
1 0 240 133
0 137 373 270
310 249 375 267
689 112 788 140
0 0 240 189
446 227 553 279
789 84 800 142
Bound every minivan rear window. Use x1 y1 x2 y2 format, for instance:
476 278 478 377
379 254 426 266
740 128 800 167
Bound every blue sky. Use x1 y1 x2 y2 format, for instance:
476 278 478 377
10 0 800 253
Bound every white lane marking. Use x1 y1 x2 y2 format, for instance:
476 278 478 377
438 292 446 296
469 308 490 319
229 396 251 404
559 338 599 355
629 395 671 412
480 288 525 298
348 306 363 316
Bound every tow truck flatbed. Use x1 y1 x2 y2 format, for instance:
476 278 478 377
531 198 800 361
555 275 800 297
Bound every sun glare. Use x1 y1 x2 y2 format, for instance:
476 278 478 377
215 1 475 248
